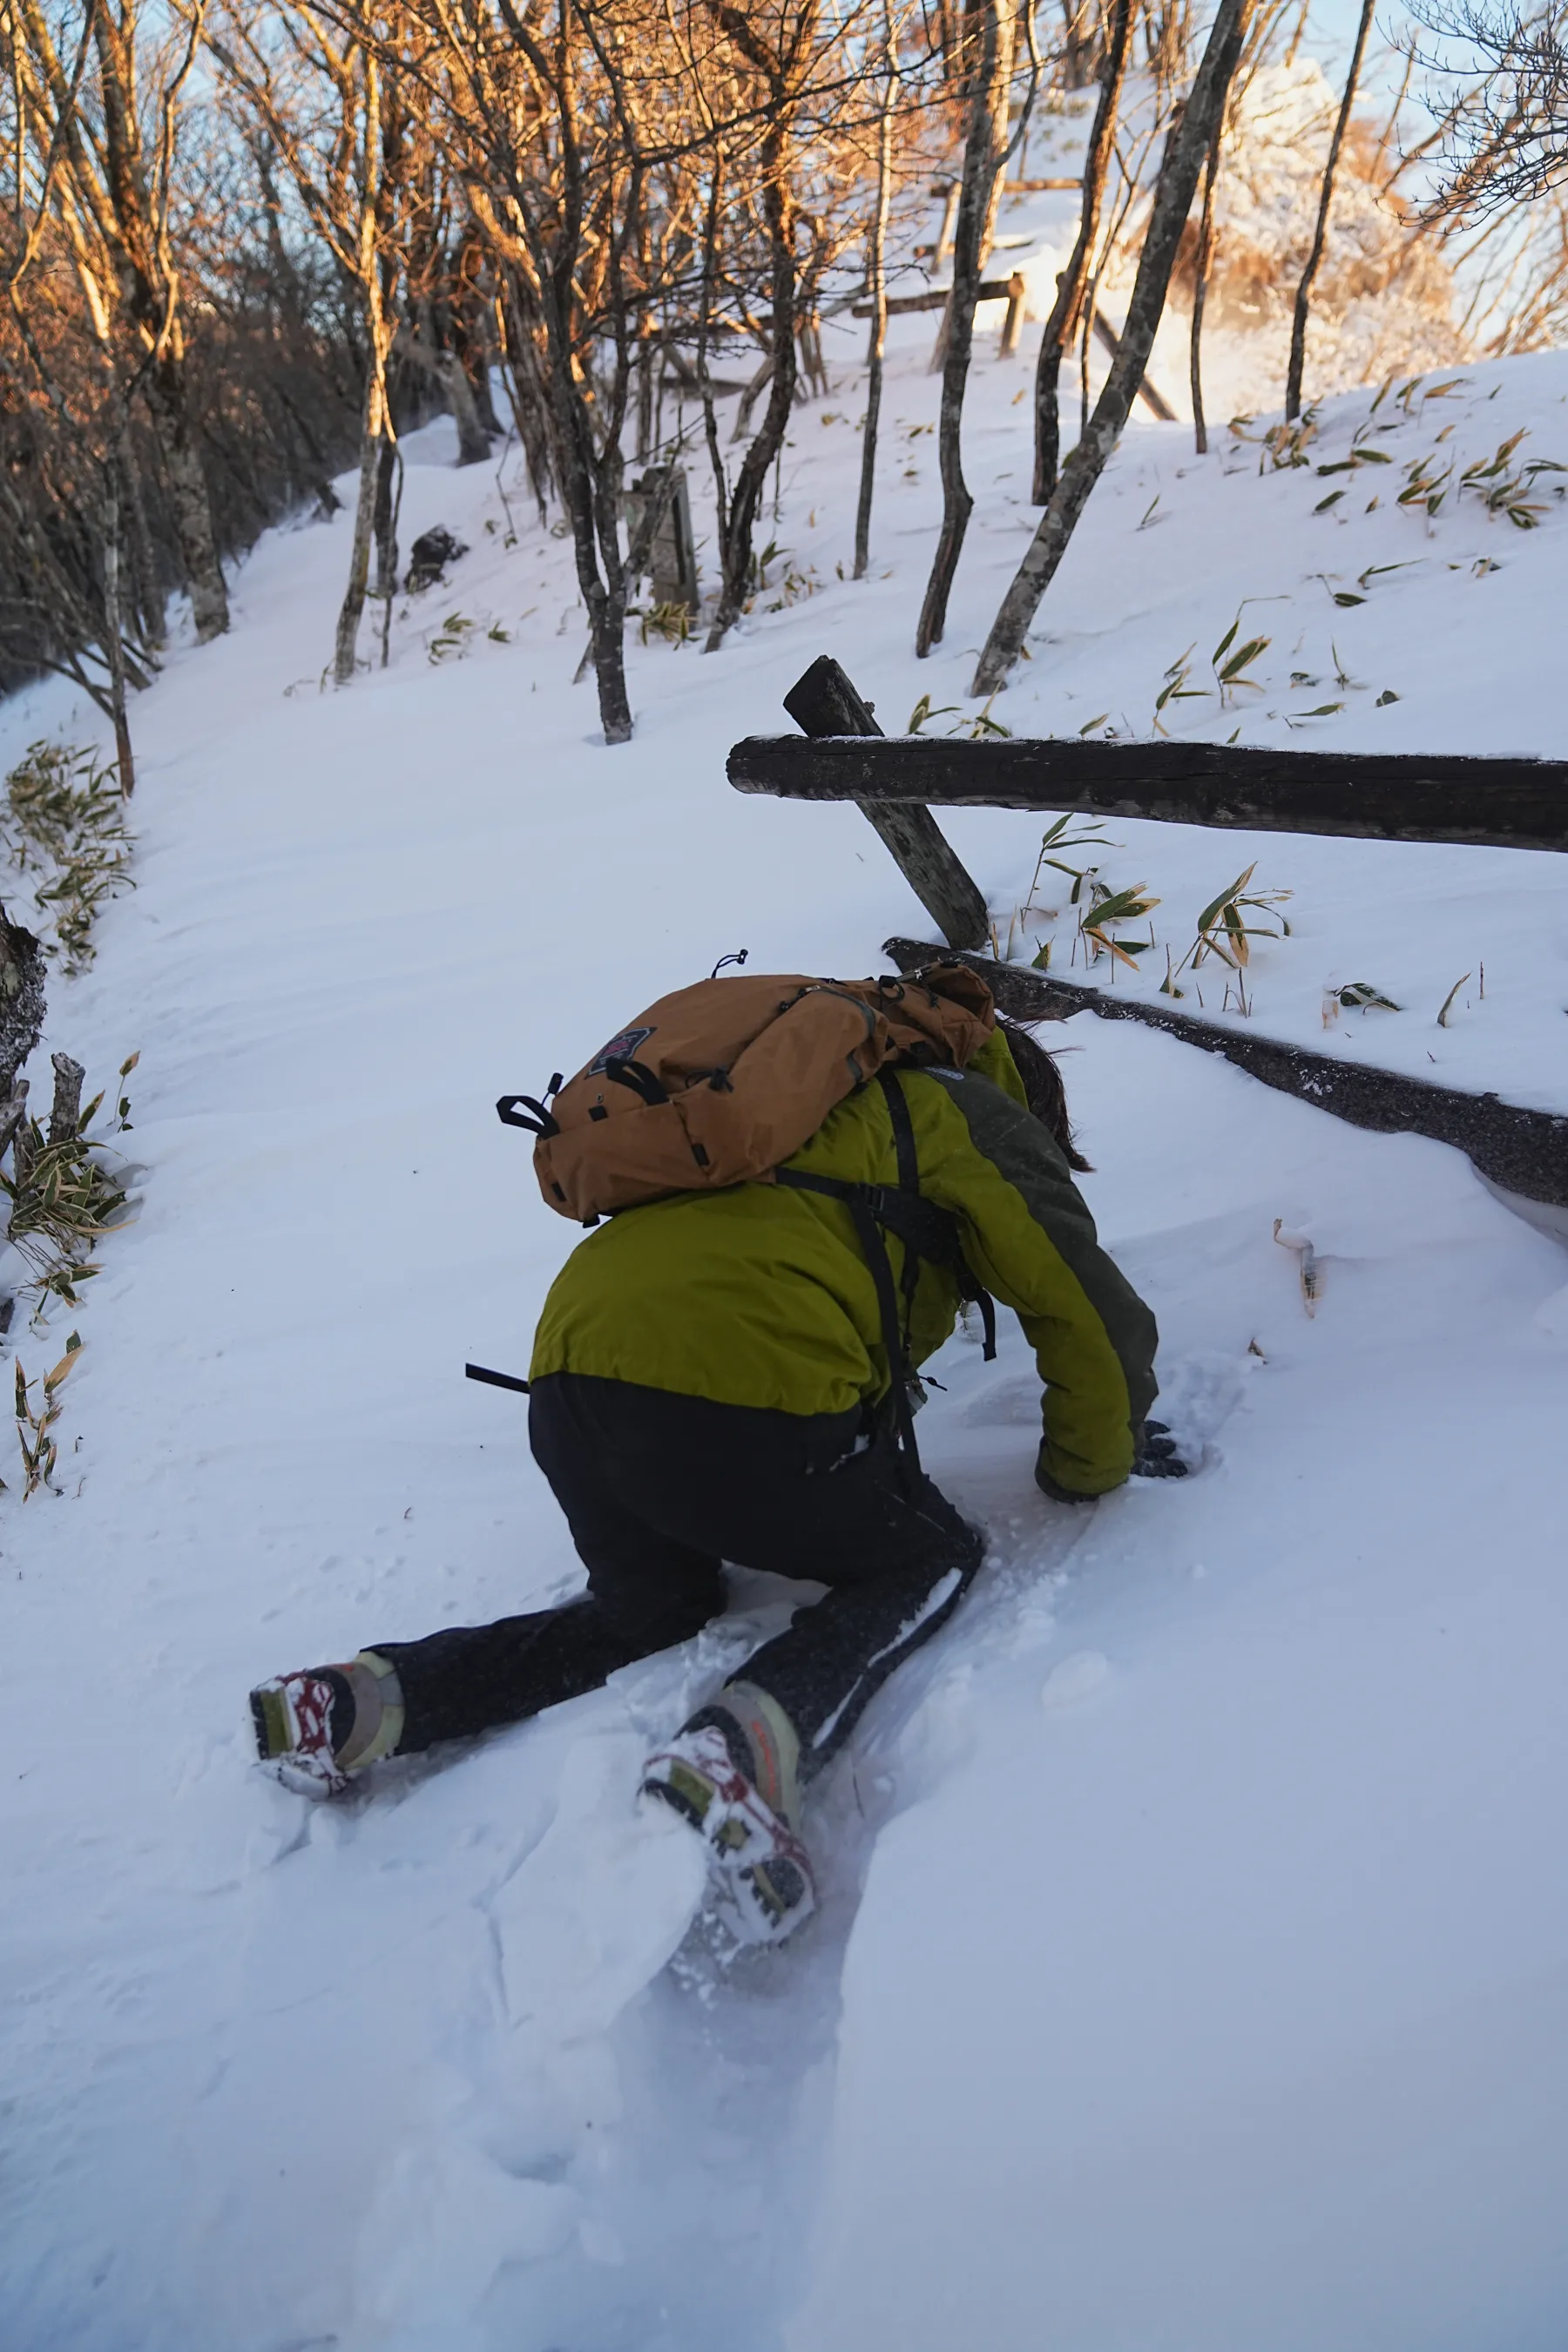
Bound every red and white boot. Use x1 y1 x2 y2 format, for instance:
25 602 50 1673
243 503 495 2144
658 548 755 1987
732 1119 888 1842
250 1652 404 1796
640 1686 816 1945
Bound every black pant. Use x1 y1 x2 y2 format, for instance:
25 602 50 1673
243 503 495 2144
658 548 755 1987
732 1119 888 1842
374 1373 983 1781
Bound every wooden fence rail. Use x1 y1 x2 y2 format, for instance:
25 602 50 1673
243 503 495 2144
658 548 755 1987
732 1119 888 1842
886 939 1568 1217
730 729 1568 855
733 660 1568 1220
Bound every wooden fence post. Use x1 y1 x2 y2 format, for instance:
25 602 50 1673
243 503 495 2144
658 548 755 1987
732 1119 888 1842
781 658 990 949
1000 273 1027 358
49 1053 85 1145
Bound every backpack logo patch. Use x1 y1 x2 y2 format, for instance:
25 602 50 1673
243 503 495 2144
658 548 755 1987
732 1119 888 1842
589 1024 654 1073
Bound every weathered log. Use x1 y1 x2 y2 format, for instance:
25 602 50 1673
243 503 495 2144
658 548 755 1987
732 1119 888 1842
852 279 1017 318
730 732 1568 854
885 937 1568 1210
1091 309 1177 422
781 659 990 950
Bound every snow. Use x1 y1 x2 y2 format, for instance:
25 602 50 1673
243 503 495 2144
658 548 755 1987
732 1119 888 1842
2 297 1566 2349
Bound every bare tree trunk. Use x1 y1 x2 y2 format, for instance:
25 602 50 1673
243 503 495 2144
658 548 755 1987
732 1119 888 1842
497 272 555 523
335 380 383 685
934 179 960 269
1190 117 1221 453
706 121 801 651
973 0 1250 695
1286 0 1375 419
730 353 774 443
1033 0 1132 503
121 452 164 648
101 475 136 795
635 315 656 460
373 436 402 666
916 0 1016 658
373 434 400 599
143 353 229 640
542 300 633 740
440 348 492 463
1060 0 1098 87
854 2 897 582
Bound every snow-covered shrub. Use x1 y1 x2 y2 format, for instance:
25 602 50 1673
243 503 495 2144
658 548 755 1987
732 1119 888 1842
2 742 133 974
1171 61 1464 395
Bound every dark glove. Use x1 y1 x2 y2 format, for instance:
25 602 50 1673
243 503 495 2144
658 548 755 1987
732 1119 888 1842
1132 1419 1189 1479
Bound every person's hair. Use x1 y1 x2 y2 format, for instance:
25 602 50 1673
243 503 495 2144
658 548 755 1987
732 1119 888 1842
995 1014 1092 1172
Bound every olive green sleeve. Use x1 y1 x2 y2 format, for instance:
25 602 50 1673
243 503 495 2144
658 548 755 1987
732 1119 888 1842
912 1070 1160 1495
964 1025 1031 1110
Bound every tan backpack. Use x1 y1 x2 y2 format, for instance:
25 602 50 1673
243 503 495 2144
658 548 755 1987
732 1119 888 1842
501 961 997 1223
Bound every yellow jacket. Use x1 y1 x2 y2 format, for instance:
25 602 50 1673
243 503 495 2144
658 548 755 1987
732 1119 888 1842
531 1029 1159 1496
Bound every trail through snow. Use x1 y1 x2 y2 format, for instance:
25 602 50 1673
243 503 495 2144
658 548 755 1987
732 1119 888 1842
3 323 1567 2350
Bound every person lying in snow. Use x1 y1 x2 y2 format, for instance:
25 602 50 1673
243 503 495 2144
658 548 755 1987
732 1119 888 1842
252 964 1181 1942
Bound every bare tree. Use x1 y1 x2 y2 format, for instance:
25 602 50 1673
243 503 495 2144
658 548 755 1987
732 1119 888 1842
1188 112 1220 450
13 0 230 638
206 2 412 682
914 0 1022 656
853 0 898 581
1285 0 1377 418
1416 0 1568 211
1032 0 1132 502
402 0 689 740
973 0 1251 695
698 0 823 652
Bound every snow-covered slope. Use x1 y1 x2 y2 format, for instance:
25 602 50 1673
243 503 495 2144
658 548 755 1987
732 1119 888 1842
2 326 1566 2352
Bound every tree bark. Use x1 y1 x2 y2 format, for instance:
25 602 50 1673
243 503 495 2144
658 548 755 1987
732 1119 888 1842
854 2 897 582
141 351 228 643
440 348 492 464
973 0 1250 697
1189 118 1222 454
915 0 1016 657
496 267 556 524
335 386 384 686
1285 0 1376 420
101 475 136 795
372 436 402 667
1032 0 1132 504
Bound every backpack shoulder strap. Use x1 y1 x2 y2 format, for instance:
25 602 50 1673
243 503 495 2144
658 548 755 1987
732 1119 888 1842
875 1068 997 1364
776 1166 923 1476
775 1069 998 1482
878 1065 920 1195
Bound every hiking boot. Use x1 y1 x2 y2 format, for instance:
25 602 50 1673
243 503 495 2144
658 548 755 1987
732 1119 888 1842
250 1652 405 1796
640 1700 816 1945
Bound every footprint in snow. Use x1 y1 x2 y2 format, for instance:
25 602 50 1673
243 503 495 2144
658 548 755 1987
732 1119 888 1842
1041 1651 1112 1711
